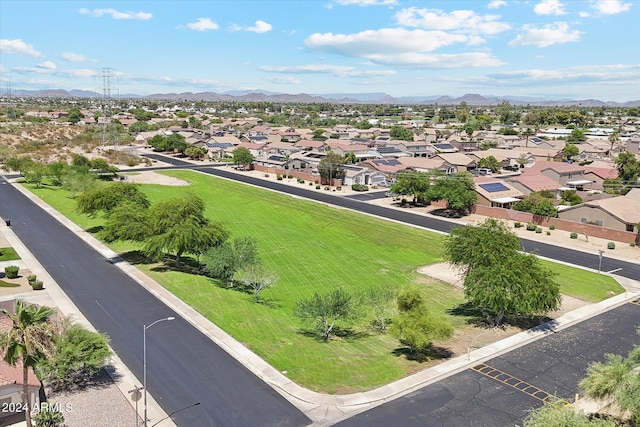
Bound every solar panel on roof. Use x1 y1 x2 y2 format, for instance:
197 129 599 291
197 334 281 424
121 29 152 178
479 183 510 193
387 159 400 165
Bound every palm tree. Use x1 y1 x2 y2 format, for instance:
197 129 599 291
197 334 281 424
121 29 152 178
0 300 56 427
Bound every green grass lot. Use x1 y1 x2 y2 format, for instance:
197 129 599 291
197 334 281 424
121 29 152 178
0 247 20 262
26 171 624 392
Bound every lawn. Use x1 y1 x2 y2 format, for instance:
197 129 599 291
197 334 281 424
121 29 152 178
541 260 624 302
25 170 624 392
0 247 20 262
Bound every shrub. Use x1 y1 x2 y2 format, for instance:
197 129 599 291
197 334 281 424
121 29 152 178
607 242 615 249
276 174 283 181
549 224 555 230
309 182 313 186
324 187 330 191
631 242 636 247
315 185 321 189
314 180 319 184
287 174 293 179
546 231 551 235
526 222 537 231
30 280 44 290
4 265 19 279
535 227 543 233
514 222 522 228
570 232 578 239
336 186 341 191
351 184 369 192
27 274 38 283
264 174 269 178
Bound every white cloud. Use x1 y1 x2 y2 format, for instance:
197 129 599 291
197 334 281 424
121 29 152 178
36 61 57 71
488 64 640 86
260 64 396 78
246 20 273 33
509 22 582 47
534 0 567 15
264 76 301 85
394 7 511 35
591 0 632 15
306 28 469 55
61 52 88 62
78 8 152 20
333 0 398 6
186 18 219 31
0 39 42 56
487 0 506 9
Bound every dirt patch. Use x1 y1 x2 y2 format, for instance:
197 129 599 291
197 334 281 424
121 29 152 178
122 170 190 186
0 269 36 296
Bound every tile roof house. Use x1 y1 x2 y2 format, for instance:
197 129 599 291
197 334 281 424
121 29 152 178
474 176 524 208
397 157 456 175
558 188 640 232
506 174 562 196
435 153 478 172
358 158 410 180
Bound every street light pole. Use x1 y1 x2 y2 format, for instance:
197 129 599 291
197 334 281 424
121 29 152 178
143 316 175 427
598 250 604 273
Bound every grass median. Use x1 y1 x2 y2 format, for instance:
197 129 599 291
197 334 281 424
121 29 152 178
25 170 624 392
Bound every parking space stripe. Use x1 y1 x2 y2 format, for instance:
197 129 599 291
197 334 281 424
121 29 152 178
471 363 556 402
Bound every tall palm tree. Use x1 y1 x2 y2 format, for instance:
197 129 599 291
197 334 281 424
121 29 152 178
0 300 56 427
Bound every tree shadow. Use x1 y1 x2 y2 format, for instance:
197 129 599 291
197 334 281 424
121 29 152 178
429 208 465 219
392 344 454 363
447 301 487 327
296 327 369 343
447 301 555 330
85 225 104 234
46 365 122 394
119 250 154 265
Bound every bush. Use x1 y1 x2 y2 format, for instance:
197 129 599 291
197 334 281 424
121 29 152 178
514 222 522 228
535 227 543 233
352 184 369 192
631 242 636 247
607 242 615 249
287 174 293 179
276 174 283 181
27 274 38 283
315 185 321 189
526 222 537 231
309 182 313 186
549 224 555 230
546 231 551 235
336 186 341 191
570 232 578 239
264 174 269 178
30 280 44 290
4 265 19 279
324 186 330 191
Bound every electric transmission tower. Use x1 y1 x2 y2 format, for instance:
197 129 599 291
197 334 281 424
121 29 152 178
2 76 17 121
99 68 119 151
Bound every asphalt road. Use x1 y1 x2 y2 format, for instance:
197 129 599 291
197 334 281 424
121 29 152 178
335 302 640 427
0 178 311 427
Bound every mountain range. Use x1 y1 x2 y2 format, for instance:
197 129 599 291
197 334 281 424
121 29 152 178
7 89 640 107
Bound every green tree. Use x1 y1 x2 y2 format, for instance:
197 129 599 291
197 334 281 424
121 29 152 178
144 194 229 267
184 146 206 160
67 108 84 124
477 155 501 173
614 151 640 186
312 129 327 139
579 345 640 424
62 166 97 198
524 398 615 427
235 263 277 303
563 143 580 159
389 288 453 353
389 125 414 141
427 172 477 216
71 153 91 167
362 284 397 333
561 189 582 206
23 161 47 188
76 182 150 217
0 300 56 427
513 194 559 218
521 127 535 148
344 151 357 165
390 170 431 202
444 219 561 325
567 128 587 143
33 402 65 427
294 288 358 341
202 237 259 284
46 161 68 186
37 324 110 390
318 152 346 185
233 147 254 169
100 202 150 243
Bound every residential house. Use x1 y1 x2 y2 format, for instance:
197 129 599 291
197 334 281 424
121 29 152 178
386 140 433 157
558 188 640 232
583 166 619 191
398 156 456 175
474 176 524 208
236 142 267 158
294 139 326 151
626 134 640 154
506 174 562 197
342 165 388 187
435 153 477 172
358 158 410 182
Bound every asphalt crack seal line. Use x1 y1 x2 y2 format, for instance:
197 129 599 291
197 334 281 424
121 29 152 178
471 363 555 403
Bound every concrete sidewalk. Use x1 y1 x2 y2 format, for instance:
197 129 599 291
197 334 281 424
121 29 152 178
3 176 640 426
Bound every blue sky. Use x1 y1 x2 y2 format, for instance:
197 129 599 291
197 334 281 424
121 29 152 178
1 0 639 101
